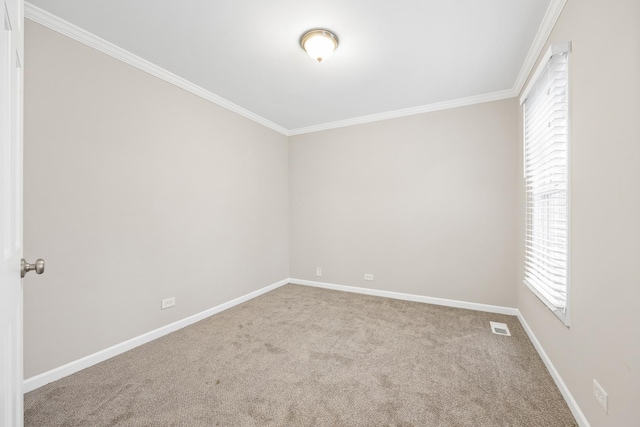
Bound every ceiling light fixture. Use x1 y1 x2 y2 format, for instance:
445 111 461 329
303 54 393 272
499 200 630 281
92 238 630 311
300 29 338 63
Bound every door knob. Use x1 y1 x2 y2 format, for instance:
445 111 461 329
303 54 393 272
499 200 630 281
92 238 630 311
21 258 45 278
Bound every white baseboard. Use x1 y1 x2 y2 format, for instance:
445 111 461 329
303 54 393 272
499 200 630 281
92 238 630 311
25 276 586 427
23 278 290 393
294 278 588 425
517 311 590 427
290 278 518 316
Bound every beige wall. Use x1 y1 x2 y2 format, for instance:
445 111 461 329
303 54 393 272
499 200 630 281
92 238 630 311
23 21 289 378
517 1 640 426
290 99 519 307
24 2 640 425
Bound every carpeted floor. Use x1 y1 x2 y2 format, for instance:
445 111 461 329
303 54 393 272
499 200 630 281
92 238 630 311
24 284 577 426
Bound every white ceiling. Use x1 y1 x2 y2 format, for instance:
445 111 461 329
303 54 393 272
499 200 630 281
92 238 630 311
26 0 555 134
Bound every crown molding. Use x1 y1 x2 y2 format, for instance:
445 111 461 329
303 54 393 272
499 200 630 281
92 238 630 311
512 0 568 97
287 88 517 136
25 1 567 137
290 0 567 136
24 2 290 136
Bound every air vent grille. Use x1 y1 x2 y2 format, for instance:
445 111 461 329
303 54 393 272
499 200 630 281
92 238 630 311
490 321 511 336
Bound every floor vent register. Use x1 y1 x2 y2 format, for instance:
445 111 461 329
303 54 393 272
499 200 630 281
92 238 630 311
490 321 511 336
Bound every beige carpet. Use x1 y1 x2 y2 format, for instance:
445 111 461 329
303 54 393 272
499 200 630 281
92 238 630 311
25 284 577 426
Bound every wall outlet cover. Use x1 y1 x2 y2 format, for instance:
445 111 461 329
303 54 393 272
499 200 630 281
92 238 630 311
161 297 175 310
593 379 608 413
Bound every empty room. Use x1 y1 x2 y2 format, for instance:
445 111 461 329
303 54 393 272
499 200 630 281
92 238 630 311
1 0 638 426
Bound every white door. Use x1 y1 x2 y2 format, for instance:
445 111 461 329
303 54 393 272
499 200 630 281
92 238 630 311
0 0 24 426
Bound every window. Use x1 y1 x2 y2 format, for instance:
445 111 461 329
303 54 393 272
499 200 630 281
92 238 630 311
520 42 571 325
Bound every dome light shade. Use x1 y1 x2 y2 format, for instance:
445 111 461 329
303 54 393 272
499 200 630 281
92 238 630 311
300 29 338 63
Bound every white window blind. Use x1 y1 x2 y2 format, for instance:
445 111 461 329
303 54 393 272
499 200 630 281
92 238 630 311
521 42 571 325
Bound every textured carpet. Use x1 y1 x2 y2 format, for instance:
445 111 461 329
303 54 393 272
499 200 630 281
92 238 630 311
25 284 577 426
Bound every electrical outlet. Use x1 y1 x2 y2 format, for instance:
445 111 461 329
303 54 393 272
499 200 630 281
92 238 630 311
593 379 608 413
364 273 374 281
161 297 175 310
316 267 322 277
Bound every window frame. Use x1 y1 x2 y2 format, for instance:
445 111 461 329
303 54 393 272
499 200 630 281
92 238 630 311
520 41 572 326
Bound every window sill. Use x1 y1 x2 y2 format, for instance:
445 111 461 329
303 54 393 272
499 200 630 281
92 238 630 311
523 280 570 327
